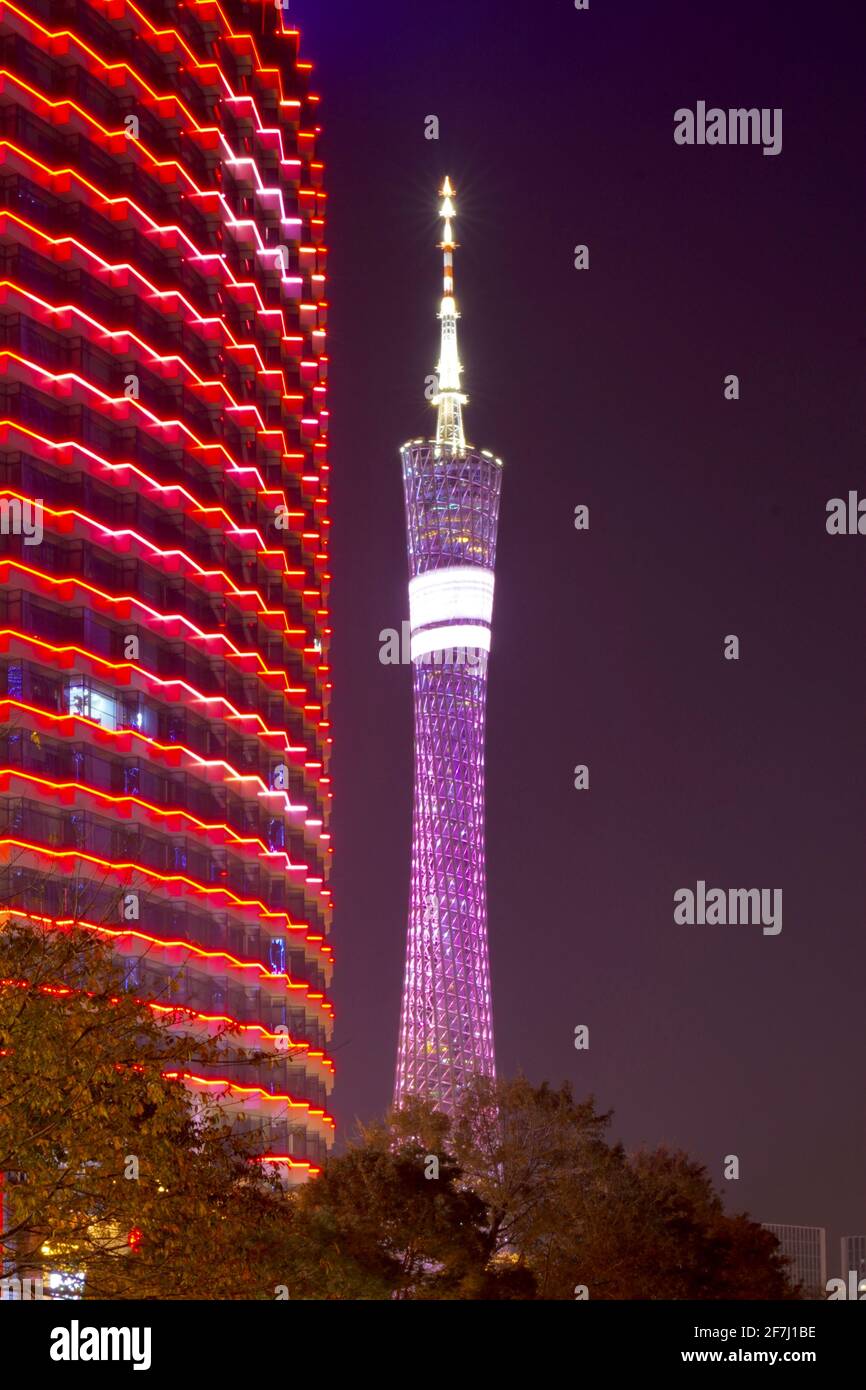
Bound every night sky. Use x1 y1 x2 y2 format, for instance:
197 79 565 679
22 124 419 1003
295 0 865 1266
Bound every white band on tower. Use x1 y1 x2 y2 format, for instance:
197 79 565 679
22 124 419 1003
409 566 494 631
410 624 491 661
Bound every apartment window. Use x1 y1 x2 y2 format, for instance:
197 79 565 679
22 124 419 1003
66 680 118 731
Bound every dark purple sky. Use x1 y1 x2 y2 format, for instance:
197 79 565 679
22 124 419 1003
296 0 865 1268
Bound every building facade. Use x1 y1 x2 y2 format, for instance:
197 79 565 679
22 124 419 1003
0 0 333 1173
762 1224 827 1296
394 179 502 1114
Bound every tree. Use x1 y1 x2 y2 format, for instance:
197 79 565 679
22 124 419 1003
0 913 302 1298
1 917 801 1302
291 1119 518 1299
447 1076 615 1271
408 1076 800 1301
627 1147 799 1300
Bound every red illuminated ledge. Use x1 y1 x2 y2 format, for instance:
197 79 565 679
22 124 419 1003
174 1073 335 1129
0 840 334 953
0 771 321 887
0 698 332 854
147 1001 335 1076
0 909 334 1027
0 420 327 610
0 630 332 790
0 283 328 450
1 1 322 155
0 942 335 1076
0 553 320 715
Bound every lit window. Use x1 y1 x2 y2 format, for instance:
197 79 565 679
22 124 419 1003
66 682 119 730
66 683 89 719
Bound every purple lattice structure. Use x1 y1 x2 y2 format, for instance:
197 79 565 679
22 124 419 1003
394 442 503 1113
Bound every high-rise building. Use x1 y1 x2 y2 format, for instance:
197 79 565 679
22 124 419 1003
0 0 333 1176
394 178 502 1114
762 1224 827 1296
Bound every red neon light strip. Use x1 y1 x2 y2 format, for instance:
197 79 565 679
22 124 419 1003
0 906 332 1015
0 629 329 776
0 838 333 954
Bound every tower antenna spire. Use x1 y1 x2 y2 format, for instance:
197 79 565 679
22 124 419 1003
432 175 467 455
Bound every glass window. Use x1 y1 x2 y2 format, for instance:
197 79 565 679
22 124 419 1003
122 960 141 991
66 681 124 731
120 697 154 736
89 687 118 729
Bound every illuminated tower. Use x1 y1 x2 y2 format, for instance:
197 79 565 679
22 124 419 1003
0 1 333 1177
395 178 503 1113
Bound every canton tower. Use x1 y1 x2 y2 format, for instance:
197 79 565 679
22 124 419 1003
394 179 503 1114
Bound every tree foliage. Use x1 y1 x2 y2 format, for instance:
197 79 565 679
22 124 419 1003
291 1119 532 1299
398 1077 799 1300
0 915 298 1298
1 920 799 1300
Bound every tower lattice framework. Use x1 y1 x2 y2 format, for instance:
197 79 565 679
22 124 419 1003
394 180 503 1113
